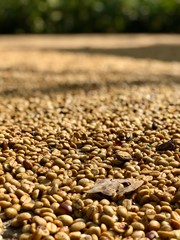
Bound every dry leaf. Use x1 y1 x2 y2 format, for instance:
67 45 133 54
85 178 143 196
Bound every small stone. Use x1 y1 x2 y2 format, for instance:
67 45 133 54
156 140 176 151
152 122 158 130
116 151 132 161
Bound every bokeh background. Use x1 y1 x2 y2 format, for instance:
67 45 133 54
0 0 180 34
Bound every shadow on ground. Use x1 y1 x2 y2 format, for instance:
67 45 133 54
54 44 180 62
0 74 179 97
0 41 180 96
15 43 180 62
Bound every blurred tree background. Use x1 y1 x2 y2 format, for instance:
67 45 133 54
0 0 180 33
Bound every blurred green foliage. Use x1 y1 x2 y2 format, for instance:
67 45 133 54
0 0 180 33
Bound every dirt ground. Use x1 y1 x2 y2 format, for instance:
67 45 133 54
0 35 179 240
